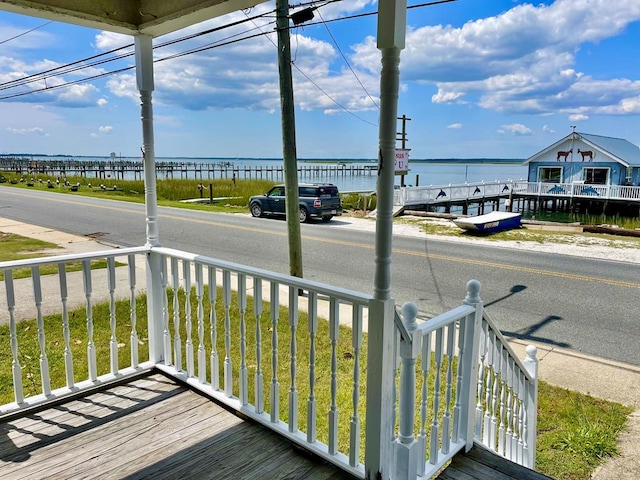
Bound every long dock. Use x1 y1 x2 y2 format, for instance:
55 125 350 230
0 157 377 181
394 180 640 217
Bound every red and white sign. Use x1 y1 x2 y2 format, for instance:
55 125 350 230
394 149 411 174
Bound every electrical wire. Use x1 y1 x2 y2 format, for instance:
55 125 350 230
0 20 53 46
316 9 379 110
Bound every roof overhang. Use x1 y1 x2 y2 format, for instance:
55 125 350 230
0 0 269 37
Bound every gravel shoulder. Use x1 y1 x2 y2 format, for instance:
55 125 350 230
333 214 640 264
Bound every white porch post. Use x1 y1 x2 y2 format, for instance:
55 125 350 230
135 34 164 363
364 1 407 479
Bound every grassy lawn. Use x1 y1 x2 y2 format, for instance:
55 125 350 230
0 231 114 280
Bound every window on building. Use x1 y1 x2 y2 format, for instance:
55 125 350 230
583 167 609 185
538 167 562 182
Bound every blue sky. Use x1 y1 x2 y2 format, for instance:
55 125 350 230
0 0 639 159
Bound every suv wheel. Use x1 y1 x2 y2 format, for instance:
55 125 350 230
299 206 309 223
250 202 263 217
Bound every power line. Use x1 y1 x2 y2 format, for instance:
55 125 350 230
0 8 277 92
0 20 53 46
315 9 379 110
0 1 458 107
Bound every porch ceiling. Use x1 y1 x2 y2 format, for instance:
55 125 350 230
0 0 269 36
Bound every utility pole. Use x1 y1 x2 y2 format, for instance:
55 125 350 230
276 0 303 278
396 114 411 186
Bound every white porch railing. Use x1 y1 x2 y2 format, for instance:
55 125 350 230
1 248 538 479
511 181 640 201
394 180 640 206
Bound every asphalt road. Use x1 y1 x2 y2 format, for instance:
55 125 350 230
2 186 638 366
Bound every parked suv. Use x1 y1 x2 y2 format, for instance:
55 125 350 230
249 183 342 222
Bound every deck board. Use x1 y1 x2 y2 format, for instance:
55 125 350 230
438 444 553 480
0 372 356 480
0 372 553 480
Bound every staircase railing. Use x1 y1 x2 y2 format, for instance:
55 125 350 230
392 280 538 479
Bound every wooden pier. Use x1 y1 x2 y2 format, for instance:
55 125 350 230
394 181 640 217
0 157 377 182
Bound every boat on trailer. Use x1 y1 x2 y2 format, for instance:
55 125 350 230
453 211 521 234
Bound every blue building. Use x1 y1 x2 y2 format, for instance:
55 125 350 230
523 132 640 187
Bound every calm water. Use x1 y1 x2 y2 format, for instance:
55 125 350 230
32 156 528 192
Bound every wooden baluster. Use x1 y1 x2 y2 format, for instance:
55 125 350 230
58 263 74 388
475 318 488 440
494 341 509 455
349 303 363 467
127 253 139 368
223 270 232 396
288 286 299 433
270 281 280 423
183 260 194 377
328 297 339 455
5 271 24 404
522 377 529 465
483 330 497 450
107 257 118 375
452 320 466 441
490 336 501 451
505 356 515 460
512 360 521 461
517 369 526 463
159 255 169 367
442 323 455 454
195 264 206 383
254 277 264 413
209 267 219 390
417 332 431 475
171 257 182 371
238 274 248 405
306 291 317 443
83 260 97 381
31 267 51 395
498 343 508 456
395 303 420 480
429 327 444 464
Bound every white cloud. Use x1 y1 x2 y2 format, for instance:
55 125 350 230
352 0 640 117
97 98 108 106
99 125 113 133
499 123 532 135
6 127 44 135
568 113 589 121
542 125 555 133
447 123 463 129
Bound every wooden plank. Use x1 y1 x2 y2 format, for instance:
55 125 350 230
0 392 216 479
0 374 354 480
437 446 554 480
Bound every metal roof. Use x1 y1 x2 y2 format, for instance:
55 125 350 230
523 132 640 166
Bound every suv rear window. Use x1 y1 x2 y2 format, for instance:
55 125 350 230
317 186 338 197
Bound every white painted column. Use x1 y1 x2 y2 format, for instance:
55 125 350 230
365 1 407 479
135 34 164 363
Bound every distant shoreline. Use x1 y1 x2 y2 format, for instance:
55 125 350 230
2 154 524 164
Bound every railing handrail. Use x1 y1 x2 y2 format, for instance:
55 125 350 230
481 308 535 383
152 246 374 306
0 245 150 270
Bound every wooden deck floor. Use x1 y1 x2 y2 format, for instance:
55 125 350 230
438 444 553 480
0 372 553 480
0 372 356 480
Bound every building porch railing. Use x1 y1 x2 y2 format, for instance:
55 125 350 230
1 246 538 479
394 180 640 207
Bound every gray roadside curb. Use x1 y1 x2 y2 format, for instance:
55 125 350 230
1 215 638 478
